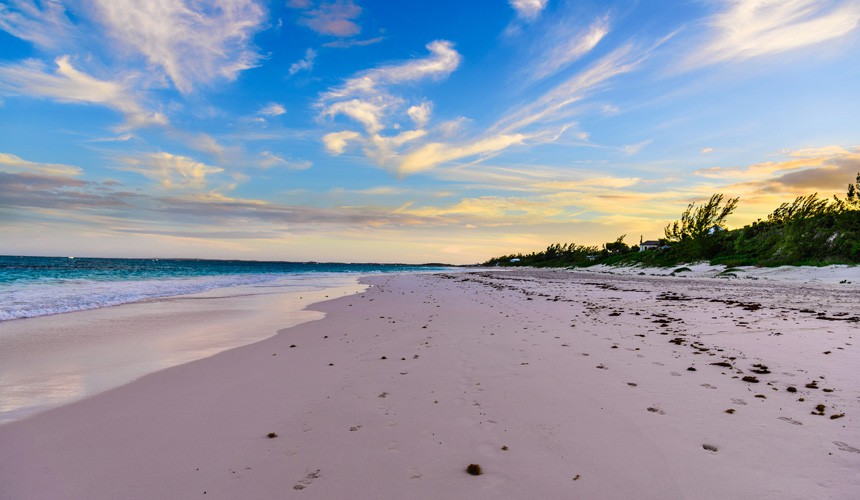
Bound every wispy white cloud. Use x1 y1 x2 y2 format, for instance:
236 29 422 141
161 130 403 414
0 56 167 129
181 132 234 161
530 15 610 82
317 40 461 172
259 151 312 170
259 102 287 116
289 48 317 75
495 44 642 135
91 0 267 93
688 0 860 68
88 133 136 143
119 152 224 190
622 139 653 156
388 41 645 174
295 0 362 37
432 163 642 194
323 130 362 154
399 134 528 175
324 99 386 133
787 145 851 158
322 36 384 49
0 152 83 176
0 0 77 51
407 102 432 128
701 147 715 154
321 40 460 105
318 37 644 175
509 0 547 20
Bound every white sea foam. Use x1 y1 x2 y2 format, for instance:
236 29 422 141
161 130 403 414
0 274 286 321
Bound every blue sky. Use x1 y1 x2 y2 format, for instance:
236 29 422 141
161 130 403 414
1 0 859 264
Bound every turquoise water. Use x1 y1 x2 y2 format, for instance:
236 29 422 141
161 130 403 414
0 256 448 321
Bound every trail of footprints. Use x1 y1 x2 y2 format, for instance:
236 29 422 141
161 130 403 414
447 270 853 454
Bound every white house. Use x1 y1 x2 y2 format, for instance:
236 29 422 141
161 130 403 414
639 239 660 252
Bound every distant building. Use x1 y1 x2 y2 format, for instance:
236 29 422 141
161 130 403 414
510 258 521 263
639 239 660 252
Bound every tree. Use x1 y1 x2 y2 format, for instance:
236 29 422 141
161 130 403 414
665 194 739 243
847 172 860 207
604 234 630 254
767 193 830 224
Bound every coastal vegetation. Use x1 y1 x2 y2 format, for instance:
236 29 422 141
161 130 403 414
483 174 860 268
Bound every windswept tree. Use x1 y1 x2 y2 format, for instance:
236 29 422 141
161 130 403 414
664 194 739 259
846 172 860 208
768 193 831 224
665 194 739 242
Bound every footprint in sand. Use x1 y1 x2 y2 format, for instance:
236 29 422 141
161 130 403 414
701 383 717 390
293 469 321 490
834 442 860 453
778 416 803 425
731 398 748 406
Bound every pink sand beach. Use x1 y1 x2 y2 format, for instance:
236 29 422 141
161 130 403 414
1 268 858 499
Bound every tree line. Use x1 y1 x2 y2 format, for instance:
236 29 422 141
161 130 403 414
483 173 860 268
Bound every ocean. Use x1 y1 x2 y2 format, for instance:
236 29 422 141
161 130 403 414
0 255 448 321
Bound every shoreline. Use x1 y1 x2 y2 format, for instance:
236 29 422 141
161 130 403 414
1 269 858 498
0 275 367 424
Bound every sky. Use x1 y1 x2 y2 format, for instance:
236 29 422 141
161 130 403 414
1 0 859 264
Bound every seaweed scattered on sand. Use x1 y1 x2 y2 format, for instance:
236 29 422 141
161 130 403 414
466 464 483 476
267 432 278 439
742 376 759 383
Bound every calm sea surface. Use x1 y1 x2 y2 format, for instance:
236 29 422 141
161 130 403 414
0 256 449 321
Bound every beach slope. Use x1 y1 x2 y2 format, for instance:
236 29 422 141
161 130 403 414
1 270 858 499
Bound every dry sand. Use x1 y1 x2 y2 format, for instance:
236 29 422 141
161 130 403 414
1 269 858 499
